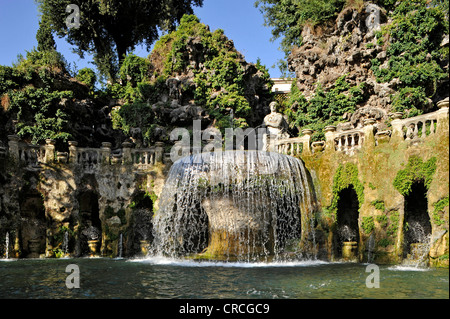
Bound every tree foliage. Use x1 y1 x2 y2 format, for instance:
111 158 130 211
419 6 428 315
255 0 346 56
35 0 203 80
370 0 449 116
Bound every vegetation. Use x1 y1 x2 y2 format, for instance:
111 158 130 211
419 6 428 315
370 0 449 116
111 15 273 139
0 50 74 144
393 156 437 196
284 75 366 140
36 0 204 80
432 196 449 227
328 163 365 218
255 0 346 56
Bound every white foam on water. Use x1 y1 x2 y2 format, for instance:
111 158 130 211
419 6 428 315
387 265 430 272
128 256 330 268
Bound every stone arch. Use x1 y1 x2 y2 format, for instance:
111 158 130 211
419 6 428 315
334 185 360 260
393 156 437 261
403 180 431 258
128 190 155 256
77 174 102 256
329 163 364 261
19 187 46 258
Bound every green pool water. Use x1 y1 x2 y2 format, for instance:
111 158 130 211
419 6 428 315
0 257 448 299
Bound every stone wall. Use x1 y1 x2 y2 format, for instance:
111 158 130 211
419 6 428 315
0 139 169 258
278 103 449 266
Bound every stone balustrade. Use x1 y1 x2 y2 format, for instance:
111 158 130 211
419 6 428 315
273 98 449 157
3 99 448 163
5 137 164 171
275 136 308 156
332 127 365 155
391 102 448 142
19 143 46 167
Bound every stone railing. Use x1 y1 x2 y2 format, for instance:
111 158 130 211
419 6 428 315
274 98 449 157
6 137 164 171
391 100 448 142
275 135 309 156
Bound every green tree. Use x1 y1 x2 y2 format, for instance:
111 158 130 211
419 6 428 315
36 15 57 52
255 0 345 55
35 0 203 81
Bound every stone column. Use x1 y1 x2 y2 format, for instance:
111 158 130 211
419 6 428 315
101 142 112 165
436 98 449 133
44 139 56 164
301 129 313 155
155 142 164 163
7 135 20 160
122 141 132 164
390 112 404 143
362 119 376 150
68 141 78 164
324 126 337 152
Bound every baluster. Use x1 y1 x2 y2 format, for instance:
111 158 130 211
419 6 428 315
421 121 427 139
351 134 356 149
413 122 419 139
337 137 343 152
430 119 435 135
405 124 413 140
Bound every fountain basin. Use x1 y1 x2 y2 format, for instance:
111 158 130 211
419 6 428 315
87 239 99 257
342 241 358 261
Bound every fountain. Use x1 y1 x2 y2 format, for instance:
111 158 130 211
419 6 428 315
4 232 9 259
118 233 123 258
152 151 317 261
337 225 358 261
62 231 69 257
403 222 431 267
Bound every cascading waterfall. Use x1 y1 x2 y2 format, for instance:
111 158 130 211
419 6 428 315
152 151 317 261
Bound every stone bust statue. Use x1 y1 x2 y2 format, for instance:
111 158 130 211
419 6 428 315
263 101 289 138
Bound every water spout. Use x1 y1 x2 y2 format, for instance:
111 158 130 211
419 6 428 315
62 231 69 256
5 232 9 259
118 233 123 258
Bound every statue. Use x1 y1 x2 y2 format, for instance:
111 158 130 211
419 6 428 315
263 101 289 138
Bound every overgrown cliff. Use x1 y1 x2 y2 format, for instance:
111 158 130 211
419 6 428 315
283 1 448 140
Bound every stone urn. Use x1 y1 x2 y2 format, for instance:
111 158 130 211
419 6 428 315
437 97 449 109
342 241 358 261
87 239 99 257
391 112 404 120
140 240 149 256
311 141 325 153
28 238 41 258
375 130 391 145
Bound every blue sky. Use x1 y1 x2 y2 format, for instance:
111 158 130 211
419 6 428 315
0 0 284 78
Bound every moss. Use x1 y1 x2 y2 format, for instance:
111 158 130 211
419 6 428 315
393 156 437 196
376 214 388 228
327 163 364 218
371 200 386 212
361 216 375 234
432 196 449 227
387 211 400 238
